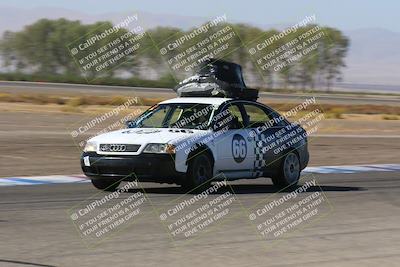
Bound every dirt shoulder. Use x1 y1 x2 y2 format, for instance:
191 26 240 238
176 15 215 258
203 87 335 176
0 111 399 177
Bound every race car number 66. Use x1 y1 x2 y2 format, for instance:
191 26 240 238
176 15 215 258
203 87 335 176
232 134 247 163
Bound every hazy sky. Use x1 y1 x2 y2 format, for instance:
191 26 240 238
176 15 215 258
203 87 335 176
1 0 400 32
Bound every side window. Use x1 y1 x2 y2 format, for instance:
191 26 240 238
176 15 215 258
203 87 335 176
226 104 245 128
214 103 245 131
242 103 273 128
269 111 288 127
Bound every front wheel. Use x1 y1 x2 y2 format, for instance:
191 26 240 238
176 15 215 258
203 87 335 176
91 178 120 191
272 151 300 189
183 153 213 192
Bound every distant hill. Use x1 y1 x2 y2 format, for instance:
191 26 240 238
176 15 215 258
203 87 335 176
342 28 400 85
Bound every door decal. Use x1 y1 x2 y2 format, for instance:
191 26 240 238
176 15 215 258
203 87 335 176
232 134 247 163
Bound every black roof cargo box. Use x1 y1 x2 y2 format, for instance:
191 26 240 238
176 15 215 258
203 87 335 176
174 59 258 101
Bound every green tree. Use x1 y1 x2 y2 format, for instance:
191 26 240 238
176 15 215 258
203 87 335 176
319 27 349 91
0 18 349 92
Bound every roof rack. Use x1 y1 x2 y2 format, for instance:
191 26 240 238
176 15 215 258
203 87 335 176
174 58 259 101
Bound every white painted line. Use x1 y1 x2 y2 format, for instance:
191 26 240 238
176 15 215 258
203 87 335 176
0 175 89 187
303 164 400 174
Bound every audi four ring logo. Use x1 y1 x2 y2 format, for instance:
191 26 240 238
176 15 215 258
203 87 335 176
100 144 126 152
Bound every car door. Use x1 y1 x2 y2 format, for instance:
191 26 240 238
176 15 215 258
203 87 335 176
213 101 255 179
241 102 287 177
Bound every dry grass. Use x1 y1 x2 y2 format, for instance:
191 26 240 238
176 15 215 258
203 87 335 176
268 103 400 118
0 92 67 105
1 91 400 119
0 92 161 108
382 115 399 120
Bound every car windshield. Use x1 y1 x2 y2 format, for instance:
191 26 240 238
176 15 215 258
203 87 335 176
129 103 215 129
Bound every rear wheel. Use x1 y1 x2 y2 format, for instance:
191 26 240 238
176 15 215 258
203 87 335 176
272 151 300 189
183 153 213 192
91 178 120 191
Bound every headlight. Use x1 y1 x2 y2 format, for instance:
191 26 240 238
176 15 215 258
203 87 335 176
84 141 97 152
143 143 175 154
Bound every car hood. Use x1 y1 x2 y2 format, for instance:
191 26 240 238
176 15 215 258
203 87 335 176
90 128 207 145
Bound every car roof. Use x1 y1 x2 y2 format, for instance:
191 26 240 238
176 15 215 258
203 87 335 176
159 97 232 106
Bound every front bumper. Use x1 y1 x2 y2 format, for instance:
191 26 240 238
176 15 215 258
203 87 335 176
81 152 184 182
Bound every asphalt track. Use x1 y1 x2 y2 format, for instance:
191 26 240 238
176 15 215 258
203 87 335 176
1 81 400 106
1 81 399 266
1 169 400 267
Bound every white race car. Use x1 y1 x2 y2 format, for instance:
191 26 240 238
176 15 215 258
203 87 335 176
81 96 309 191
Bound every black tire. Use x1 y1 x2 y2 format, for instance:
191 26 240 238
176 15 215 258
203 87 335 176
272 151 300 189
91 178 120 191
183 153 213 192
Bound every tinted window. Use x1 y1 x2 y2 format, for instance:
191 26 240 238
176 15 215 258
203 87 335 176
226 103 245 128
213 103 245 131
242 103 273 128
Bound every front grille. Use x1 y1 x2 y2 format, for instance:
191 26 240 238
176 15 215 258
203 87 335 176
99 144 140 152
